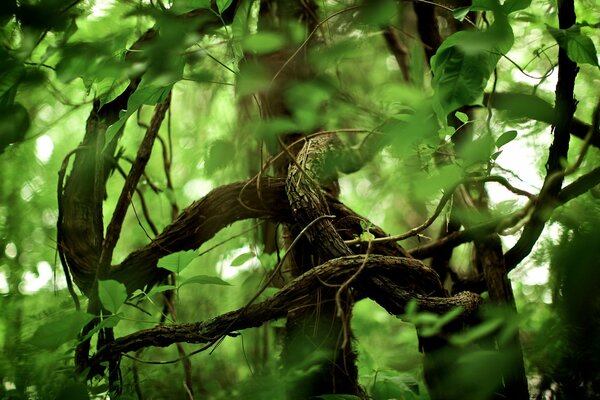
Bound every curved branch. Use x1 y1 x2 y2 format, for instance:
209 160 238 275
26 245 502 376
110 177 291 292
90 255 480 373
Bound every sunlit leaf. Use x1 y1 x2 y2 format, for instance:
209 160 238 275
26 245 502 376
179 275 232 287
495 130 518 148
158 250 197 274
29 311 94 350
98 279 128 314
230 251 255 266
455 111 469 123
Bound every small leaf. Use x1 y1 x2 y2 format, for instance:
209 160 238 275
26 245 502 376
438 125 455 139
455 111 469 123
359 231 375 241
179 275 231 287
495 130 518 148
452 6 471 21
158 250 197 274
230 252 255 266
98 279 128 314
216 0 233 14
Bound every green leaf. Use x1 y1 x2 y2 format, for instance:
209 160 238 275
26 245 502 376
179 275 231 287
0 58 23 100
450 318 504 346
216 0 233 14
29 311 95 350
171 0 211 13
455 111 469 123
206 139 236 173
502 0 532 14
104 82 173 148
147 285 177 296
79 314 121 343
496 130 518 148
431 0 513 118
547 25 599 67
452 6 471 21
230 251 255 266
98 279 128 314
158 250 197 274
55 382 90 400
243 32 287 54
0 103 30 152
317 395 362 400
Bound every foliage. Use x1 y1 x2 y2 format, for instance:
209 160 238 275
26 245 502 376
0 0 599 399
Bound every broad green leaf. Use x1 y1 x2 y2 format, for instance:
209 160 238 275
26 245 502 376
230 251 255 266
217 0 233 14
98 279 128 314
179 275 232 287
547 25 599 67
29 311 94 350
96 78 129 107
495 130 518 148
243 32 287 54
431 0 513 118
158 250 197 273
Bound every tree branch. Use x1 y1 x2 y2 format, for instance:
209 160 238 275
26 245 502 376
90 255 481 374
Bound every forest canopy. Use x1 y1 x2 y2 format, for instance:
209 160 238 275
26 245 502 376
0 0 599 399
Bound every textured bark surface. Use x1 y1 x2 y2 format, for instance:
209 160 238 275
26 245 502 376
90 255 480 374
